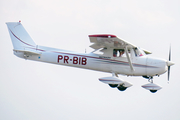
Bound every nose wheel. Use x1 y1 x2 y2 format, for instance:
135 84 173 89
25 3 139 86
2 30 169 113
142 76 162 93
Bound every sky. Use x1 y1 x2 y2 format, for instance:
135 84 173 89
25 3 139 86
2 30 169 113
0 0 180 120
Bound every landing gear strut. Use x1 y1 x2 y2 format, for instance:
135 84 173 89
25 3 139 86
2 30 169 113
148 76 157 93
148 76 153 83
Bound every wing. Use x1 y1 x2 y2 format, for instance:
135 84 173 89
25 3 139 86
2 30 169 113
89 34 151 54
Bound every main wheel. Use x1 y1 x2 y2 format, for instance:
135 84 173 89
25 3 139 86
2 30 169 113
150 90 157 93
109 84 118 88
117 85 127 91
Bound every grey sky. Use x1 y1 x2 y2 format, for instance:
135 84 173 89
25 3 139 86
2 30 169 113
0 0 180 120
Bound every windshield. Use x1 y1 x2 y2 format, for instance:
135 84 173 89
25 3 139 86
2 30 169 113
134 47 146 57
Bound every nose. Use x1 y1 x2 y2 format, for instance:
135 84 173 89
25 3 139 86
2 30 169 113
166 60 175 81
166 61 175 67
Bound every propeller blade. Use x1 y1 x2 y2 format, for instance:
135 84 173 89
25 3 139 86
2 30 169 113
169 45 171 61
168 66 170 81
168 45 172 82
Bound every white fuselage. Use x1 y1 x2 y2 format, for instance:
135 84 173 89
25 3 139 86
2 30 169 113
13 45 167 77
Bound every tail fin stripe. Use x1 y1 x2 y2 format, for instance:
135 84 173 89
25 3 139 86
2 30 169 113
9 29 35 47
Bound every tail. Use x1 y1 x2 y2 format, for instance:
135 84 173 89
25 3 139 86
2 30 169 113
6 21 36 50
6 22 41 58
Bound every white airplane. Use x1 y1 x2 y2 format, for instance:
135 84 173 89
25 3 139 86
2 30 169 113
6 21 175 93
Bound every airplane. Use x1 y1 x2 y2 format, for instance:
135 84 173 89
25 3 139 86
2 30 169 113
6 21 175 93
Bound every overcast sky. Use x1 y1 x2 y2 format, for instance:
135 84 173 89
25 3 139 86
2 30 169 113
0 0 180 120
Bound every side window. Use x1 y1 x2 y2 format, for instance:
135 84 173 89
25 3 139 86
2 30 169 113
113 49 125 57
134 48 144 57
113 49 117 57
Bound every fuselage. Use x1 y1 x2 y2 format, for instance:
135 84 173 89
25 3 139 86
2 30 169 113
6 22 175 93
13 45 167 77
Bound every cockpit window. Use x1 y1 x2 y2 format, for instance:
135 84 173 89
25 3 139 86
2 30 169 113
113 48 145 57
134 48 145 57
113 49 125 57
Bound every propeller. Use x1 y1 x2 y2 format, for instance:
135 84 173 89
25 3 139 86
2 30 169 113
166 45 175 82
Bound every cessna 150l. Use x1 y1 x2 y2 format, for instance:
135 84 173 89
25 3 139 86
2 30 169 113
6 21 175 93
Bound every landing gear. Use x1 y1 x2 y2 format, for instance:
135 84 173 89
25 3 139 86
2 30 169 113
150 90 157 93
148 76 153 83
99 73 132 92
117 84 127 91
148 77 157 93
141 76 162 93
109 84 118 88
109 83 128 91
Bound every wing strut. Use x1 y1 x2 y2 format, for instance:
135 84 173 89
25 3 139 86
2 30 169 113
125 46 134 71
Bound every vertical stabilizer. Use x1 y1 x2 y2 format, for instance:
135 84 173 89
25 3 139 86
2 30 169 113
6 22 36 50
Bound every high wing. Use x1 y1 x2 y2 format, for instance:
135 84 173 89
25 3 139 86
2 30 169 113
89 34 151 54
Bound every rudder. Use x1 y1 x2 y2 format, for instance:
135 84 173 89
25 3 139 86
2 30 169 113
6 22 36 50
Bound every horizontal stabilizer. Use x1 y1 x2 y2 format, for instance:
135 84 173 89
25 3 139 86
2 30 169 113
13 49 41 55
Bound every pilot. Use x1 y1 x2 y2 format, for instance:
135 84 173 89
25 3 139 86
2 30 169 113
119 50 124 57
113 49 117 57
